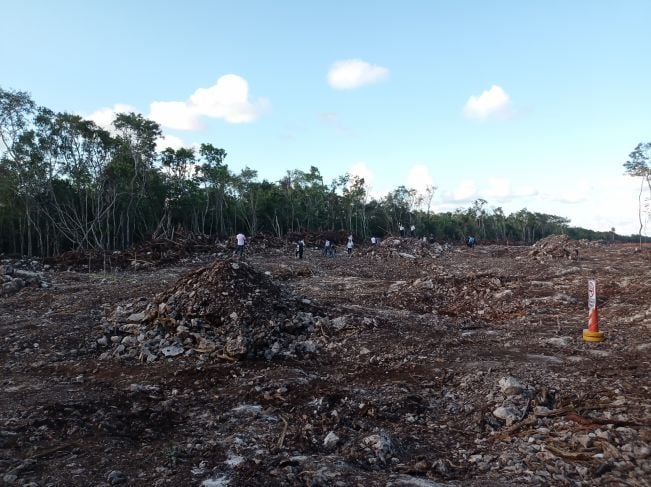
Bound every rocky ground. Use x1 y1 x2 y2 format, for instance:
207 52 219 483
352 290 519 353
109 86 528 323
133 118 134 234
1 237 650 486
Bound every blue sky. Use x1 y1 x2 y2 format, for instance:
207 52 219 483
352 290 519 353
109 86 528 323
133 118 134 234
2 1 650 234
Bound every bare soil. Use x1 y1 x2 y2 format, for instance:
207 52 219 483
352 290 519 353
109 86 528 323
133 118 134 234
1 241 650 486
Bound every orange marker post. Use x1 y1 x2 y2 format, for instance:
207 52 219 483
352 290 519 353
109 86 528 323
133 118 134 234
583 279 605 342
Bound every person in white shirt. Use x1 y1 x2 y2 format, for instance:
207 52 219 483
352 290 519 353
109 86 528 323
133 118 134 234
410 224 416 237
399 223 405 237
235 232 246 257
323 239 331 256
371 236 377 245
347 234 354 255
296 239 305 259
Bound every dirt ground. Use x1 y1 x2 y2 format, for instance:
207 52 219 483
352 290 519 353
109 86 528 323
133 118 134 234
1 239 650 486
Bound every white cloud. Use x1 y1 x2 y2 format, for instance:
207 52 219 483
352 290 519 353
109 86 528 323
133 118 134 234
87 103 137 130
328 59 389 90
406 164 434 194
463 85 512 120
190 74 267 123
484 178 539 201
557 180 592 204
485 177 512 199
430 173 646 235
155 134 186 152
348 161 374 188
149 101 201 131
148 74 268 130
453 179 478 202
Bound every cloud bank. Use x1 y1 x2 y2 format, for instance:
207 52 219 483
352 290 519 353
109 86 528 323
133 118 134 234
406 164 434 194
149 74 269 130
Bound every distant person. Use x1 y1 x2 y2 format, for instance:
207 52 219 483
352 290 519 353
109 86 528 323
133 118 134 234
323 239 331 256
296 239 305 259
329 243 337 257
410 224 416 237
399 223 405 237
235 232 246 257
347 234 354 255
466 236 476 248
371 236 377 245
422 236 428 244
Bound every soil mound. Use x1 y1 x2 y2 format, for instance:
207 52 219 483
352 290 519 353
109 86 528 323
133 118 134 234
99 258 323 362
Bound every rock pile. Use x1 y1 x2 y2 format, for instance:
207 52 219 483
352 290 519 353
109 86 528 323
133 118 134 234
485 376 651 484
365 237 452 260
529 234 581 261
99 258 325 362
0 259 50 297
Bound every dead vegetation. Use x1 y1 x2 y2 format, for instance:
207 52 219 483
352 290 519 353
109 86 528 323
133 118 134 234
1 236 650 486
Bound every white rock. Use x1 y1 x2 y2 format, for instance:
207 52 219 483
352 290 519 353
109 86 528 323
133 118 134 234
493 290 513 300
161 345 184 357
362 432 394 462
493 406 521 425
498 376 524 396
545 337 572 347
323 431 339 449
575 434 593 448
127 312 147 323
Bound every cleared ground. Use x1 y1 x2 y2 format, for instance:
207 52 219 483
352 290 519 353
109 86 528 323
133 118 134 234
1 240 650 486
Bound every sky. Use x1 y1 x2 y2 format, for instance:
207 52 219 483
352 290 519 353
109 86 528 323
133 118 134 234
2 0 650 235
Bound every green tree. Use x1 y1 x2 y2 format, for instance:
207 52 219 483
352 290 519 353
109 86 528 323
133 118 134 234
624 142 651 242
36 112 116 251
196 144 232 235
0 87 39 254
110 112 162 247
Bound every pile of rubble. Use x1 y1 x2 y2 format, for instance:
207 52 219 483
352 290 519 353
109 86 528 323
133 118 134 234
364 237 452 260
485 376 651 484
0 259 50 297
98 258 326 362
529 234 588 261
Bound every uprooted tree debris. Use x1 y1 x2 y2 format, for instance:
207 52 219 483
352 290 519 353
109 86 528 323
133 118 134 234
1 235 649 486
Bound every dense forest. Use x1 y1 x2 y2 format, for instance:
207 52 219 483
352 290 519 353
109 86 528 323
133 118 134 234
0 87 638 257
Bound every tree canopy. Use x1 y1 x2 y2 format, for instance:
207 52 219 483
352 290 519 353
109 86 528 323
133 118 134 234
0 86 634 257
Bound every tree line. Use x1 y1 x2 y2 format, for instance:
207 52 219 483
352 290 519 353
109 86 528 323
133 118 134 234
0 87 637 257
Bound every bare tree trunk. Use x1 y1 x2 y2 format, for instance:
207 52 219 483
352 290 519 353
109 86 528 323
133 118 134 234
638 177 644 248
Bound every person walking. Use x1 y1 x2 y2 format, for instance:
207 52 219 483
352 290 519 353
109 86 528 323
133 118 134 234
235 232 246 258
399 223 405 237
371 236 377 245
410 224 416 238
323 239 331 256
296 239 305 259
329 243 337 257
347 234 354 255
